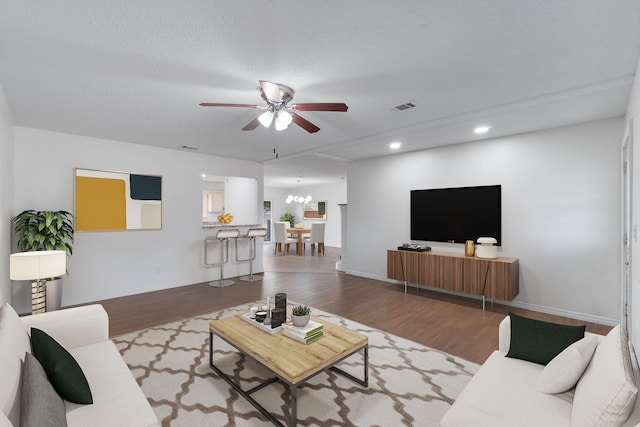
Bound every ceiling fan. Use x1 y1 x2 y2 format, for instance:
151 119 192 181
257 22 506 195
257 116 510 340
200 80 348 133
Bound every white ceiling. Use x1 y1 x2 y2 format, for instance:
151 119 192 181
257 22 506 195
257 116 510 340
1 1 640 188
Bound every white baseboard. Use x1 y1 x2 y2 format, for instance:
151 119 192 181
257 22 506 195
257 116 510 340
344 270 620 326
507 300 619 326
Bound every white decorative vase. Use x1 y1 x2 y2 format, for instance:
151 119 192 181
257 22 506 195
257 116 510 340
45 278 63 311
292 314 310 327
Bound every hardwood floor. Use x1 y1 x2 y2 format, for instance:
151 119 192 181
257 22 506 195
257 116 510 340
93 245 611 365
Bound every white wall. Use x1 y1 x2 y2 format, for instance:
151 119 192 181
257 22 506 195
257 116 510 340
264 179 347 248
0 86 14 305
626 57 640 348
225 176 259 225
12 127 264 314
347 118 623 325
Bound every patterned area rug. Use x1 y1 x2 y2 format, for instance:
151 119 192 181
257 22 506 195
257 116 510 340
113 303 479 426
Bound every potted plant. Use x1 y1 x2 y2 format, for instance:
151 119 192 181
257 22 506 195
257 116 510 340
280 212 295 228
291 304 311 327
12 210 74 311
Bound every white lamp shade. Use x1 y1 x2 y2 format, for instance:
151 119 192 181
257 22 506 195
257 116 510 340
277 110 292 125
258 111 274 127
10 250 66 280
274 116 289 131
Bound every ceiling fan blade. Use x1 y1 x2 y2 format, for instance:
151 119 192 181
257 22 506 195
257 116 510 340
199 103 263 109
291 113 320 133
242 117 261 131
290 103 348 112
259 80 284 103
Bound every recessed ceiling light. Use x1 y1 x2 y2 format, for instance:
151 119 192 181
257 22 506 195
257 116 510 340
474 125 492 134
390 142 401 149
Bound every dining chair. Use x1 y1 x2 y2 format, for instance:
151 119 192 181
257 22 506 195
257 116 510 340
303 222 325 255
273 222 296 255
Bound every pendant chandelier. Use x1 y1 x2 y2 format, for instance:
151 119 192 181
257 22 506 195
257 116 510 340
286 195 312 204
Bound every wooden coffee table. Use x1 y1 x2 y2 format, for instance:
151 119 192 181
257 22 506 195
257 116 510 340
209 314 368 426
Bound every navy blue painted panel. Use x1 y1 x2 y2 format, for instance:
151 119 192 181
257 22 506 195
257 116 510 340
130 175 162 200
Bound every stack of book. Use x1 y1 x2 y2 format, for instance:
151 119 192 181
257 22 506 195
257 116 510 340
282 320 324 344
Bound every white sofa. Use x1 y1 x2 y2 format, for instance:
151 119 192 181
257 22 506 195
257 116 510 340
441 316 640 427
0 303 159 427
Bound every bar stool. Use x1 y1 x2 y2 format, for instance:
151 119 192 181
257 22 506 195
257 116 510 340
205 228 240 287
238 228 268 282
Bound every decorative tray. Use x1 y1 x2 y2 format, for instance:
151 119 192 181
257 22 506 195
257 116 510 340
241 313 289 334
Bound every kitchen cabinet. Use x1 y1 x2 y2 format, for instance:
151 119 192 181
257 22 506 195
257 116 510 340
203 190 224 214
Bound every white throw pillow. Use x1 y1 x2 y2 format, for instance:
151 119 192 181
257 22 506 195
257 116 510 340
572 325 637 427
537 335 598 394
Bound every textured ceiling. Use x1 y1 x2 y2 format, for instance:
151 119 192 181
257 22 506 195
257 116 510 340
1 1 640 188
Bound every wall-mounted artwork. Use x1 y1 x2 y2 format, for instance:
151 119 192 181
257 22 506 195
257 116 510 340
75 168 162 231
303 200 327 220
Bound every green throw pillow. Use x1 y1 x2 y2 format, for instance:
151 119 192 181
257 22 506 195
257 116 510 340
505 312 586 365
30 328 93 404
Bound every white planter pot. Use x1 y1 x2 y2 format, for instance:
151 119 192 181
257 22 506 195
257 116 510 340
292 314 310 327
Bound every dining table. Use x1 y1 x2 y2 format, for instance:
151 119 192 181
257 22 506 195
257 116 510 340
287 227 311 255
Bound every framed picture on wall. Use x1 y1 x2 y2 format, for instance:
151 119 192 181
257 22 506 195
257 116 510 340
303 200 327 220
74 168 162 231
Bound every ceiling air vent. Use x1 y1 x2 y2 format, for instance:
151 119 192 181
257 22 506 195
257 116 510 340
181 145 199 150
392 102 417 112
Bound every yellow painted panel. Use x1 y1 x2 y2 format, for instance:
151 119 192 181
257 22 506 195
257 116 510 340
76 177 126 230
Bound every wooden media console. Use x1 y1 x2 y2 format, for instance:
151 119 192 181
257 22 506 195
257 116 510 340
387 249 519 303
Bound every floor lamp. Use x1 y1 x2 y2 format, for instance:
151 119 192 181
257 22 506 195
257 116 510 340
10 250 66 315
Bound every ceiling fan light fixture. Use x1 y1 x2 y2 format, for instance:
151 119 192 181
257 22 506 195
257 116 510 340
275 116 289 131
258 111 274 128
277 110 292 125
200 80 348 135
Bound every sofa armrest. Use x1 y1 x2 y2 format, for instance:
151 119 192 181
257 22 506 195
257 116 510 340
498 316 511 352
20 304 109 349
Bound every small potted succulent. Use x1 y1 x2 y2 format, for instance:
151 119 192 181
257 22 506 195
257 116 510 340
291 304 311 327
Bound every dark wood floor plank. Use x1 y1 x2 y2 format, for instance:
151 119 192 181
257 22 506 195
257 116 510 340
90 246 611 365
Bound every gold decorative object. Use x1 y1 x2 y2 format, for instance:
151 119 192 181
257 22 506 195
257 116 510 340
465 240 475 257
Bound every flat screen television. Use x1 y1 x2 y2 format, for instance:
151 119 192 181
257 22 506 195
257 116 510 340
410 185 501 245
